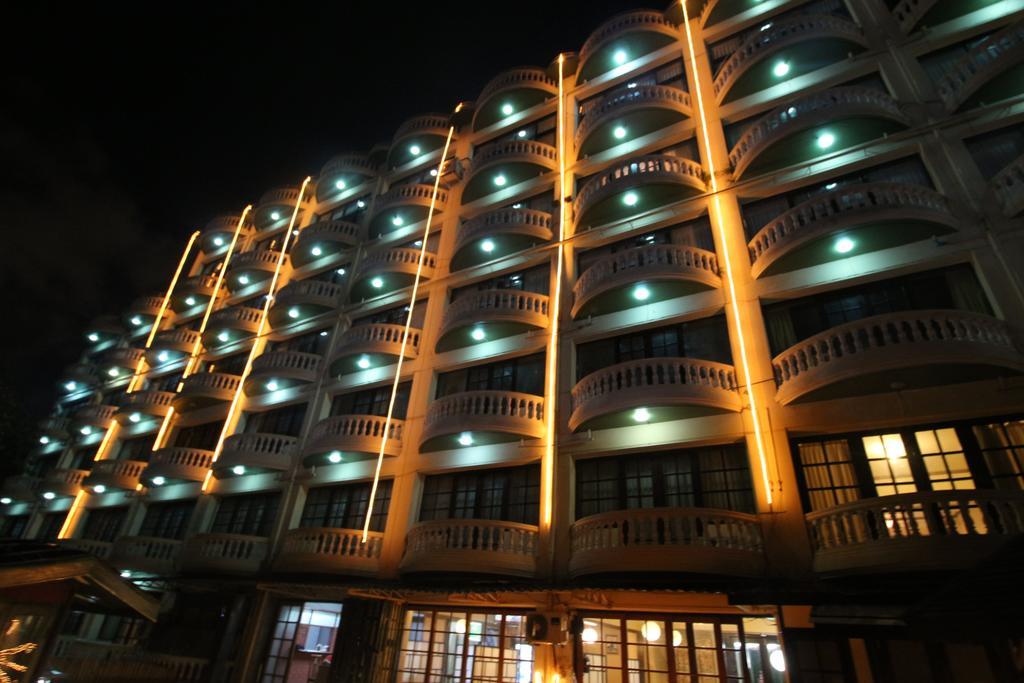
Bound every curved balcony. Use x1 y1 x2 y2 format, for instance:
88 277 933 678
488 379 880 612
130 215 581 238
215 433 297 476
350 248 436 301
993 151 1024 217
291 220 361 268
729 87 910 179
113 390 175 424
401 519 538 577
388 113 451 169
181 533 268 574
473 67 558 131
171 274 221 313
226 249 285 291
204 306 263 348
275 528 383 575
577 10 679 83
144 447 214 485
452 208 553 270
61 538 113 559
437 290 549 352
892 0 1003 34
570 507 764 577
330 323 421 376
245 350 322 396
173 371 241 411
1 475 39 503
806 490 1024 574
748 182 958 278
421 390 545 452
200 215 252 256
83 459 147 492
38 416 70 443
699 0 768 26
462 140 558 204
270 280 342 327
577 85 692 157
772 310 1024 405
83 315 123 350
125 295 174 334
713 15 867 103
253 187 310 231
573 244 720 318
110 536 181 575
60 363 98 396
573 155 706 231
938 23 1024 112
100 348 146 383
302 415 404 468
368 183 449 238
316 153 377 203
40 468 89 499
570 358 741 432
147 328 202 366
72 404 118 438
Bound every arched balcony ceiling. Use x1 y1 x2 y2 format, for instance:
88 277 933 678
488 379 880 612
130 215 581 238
301 415 403 469
213 433 297 477
451 208 553 271
577 10 679 83
329 323 421 377
435 290 550 352
268 280 342 329
472 67 557 131
290 220 360 268
243 350 322 396
461 140 558 205
253 187 308 232
387 114 450 169
894 0 1005 34
315 154 377 203
368 184 448 239
577 85 692 158
419 390 546 452
349 248 436 302
938 23 1024 113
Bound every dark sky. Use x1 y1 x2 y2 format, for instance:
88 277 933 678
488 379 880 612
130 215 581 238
0 1 660 466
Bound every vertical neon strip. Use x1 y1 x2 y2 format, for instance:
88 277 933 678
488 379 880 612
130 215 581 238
361 124 457 543
202 180 312 491
680 1 773 504
57 490 85 539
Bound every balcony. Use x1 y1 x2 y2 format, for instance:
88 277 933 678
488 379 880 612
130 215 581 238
83 459 147 492
100 347 146 383
573 244 720 318
60 363 98 397
316 153 377 203
570 507 764 577
577 85 692 157
350 248 436 301
436 290 550 352
215 432 297 476
577 10 679 83
147 328 202 366
204 306 263 348
713 15 867 103
302 415 404 468
113 390 175 424
473 67 558 131
144 447 214 485
747 182 958 278
226 249 285 291
125 295 174 335
330 323 421 376
452 208 553 271
173 371 241 411
291 219 361 268
421 390 545 452
269 280 342 327
462 140 558 204
806 490 1024 574
110 536 182 575
1 475 38 503
245 350 322 396
893 0 1004 34
181 533 268 574
254 187 310 231
60 538 113 559
171 274 221 313
573 155 706 231
368 183 449 238
699 0 769 27
83 315 123 351
275 528 383 575
570 358 741 432
72 404 118 439
938 23 1024 112
729 87 910 179
771 310 1024 405
51 637 208 683
200 214 252 256
993 152 1024 217
400 519 538 577
38 416 70 444
40 468 89 499
387 113 451 169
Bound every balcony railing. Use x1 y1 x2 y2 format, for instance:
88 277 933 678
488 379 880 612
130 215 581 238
577 84 692 152
440 290 550 343
806 490 1024 574
209 305 263 333
151 328 202 355
73 404 118 429
41 468 89 498
477 67 558 109
993 152 1024 217
304 415 404 462
61 538 113 559
218 432 297 473
393 113 449 144
299 219 361 247
570 357 741 431
115 390 175 419
377 183 449 215
422 390 546 446
181 533 268 574
146 447 214 483
84 459 147 491
401 519 538 577
335 323 421 362
110 536 182 575
275 527 384 575
456 208 553 255
772 310 1024 404
578 10 678 81
570 507 764 576
274 279 342 311
250 350 322 383
229 249 283 273
175 372 241 409
937 23 1024 111
51 637 209 683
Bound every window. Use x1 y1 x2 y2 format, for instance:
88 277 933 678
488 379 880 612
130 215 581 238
97 614 149 646
398 609 534 682
117 435 155 462
81 507 127 542
972 420 1024 489
785 636 851 683
139 500 194 540
36 513 66 542
913 428 974 490
260 601 343 683
331 383 410 419
268 330 329 355
0 515 28 539
796 441 860 511
243 403 308 437
354 301 424 328
420 465 540 525
212 351 250 376
862 433 917 496
575 445 756 518
300 480 392 532
449 266 549 303
173 421 222 451
436 354 545 398
212 493 280 536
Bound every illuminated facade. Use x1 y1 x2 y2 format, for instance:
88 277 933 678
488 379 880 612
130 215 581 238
4 1 1024 681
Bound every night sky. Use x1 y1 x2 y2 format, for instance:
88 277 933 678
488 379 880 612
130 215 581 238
0 1 660 472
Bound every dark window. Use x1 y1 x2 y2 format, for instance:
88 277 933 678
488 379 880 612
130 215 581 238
419 465 540 525
972 420 1024 490
354 301 425 328
211 492 280 536
212 351 250 376
450 266 549 303
242 403 308 437
268 330 329 355
965 125 1024 180
795 440 861 511
331 382 410 419
117 435 155 462
139 500 194 540
0 516 28 539
36 512 66 542
300 480 393 532
81 507 127 542
97 614 149 646
436 354 545 398
173 421 222 451
153 373 183 392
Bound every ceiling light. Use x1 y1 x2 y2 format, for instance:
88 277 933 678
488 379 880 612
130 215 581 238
409 144 421 155
391 215 404 227
493 174 507 186
430 168 438 177
632 285 651 301
817 131 836 149
87 333 99 342
107 367 119 377
311 245 322 257
42 492 55 500
370 277 384 289
231 465 246 476
288 307 300 319
632 407 651 423
501 103 514 116
613 49 628 65
93 484 106 494
772 60 790 77
834 237 855 254
336 268 346 275
770 649 786 673
582 627 598 644
217 332 230 343
471 327 486 341
130 316 143 326
622 191 639 206
517 130 527 138
327 451 343 464
120 570 132 578
760 22 773 31
627 82 637 89
480 239 496 253
270 211 281 221
0 497 11 505
413 240 422 247
825 182 838 190
213 236 225 247
39 436 50 445
185 296 196 306
65 381 77 392
238 274 250 285
641 621 662 642
458 432 474 447
613 125 627 139
319 330 329 337
151 476 165 486
266 380 279 391
128 413 141 423
357 356 372 369
357 200 366 208
335 179 347 190
80 426 92 435
512 203 522 209
157 351 169 363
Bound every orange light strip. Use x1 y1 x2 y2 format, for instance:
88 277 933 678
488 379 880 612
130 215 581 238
680 0 773 504
202 181 311 491
362 123 457 543
57 490 86 539
540 55 568 531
